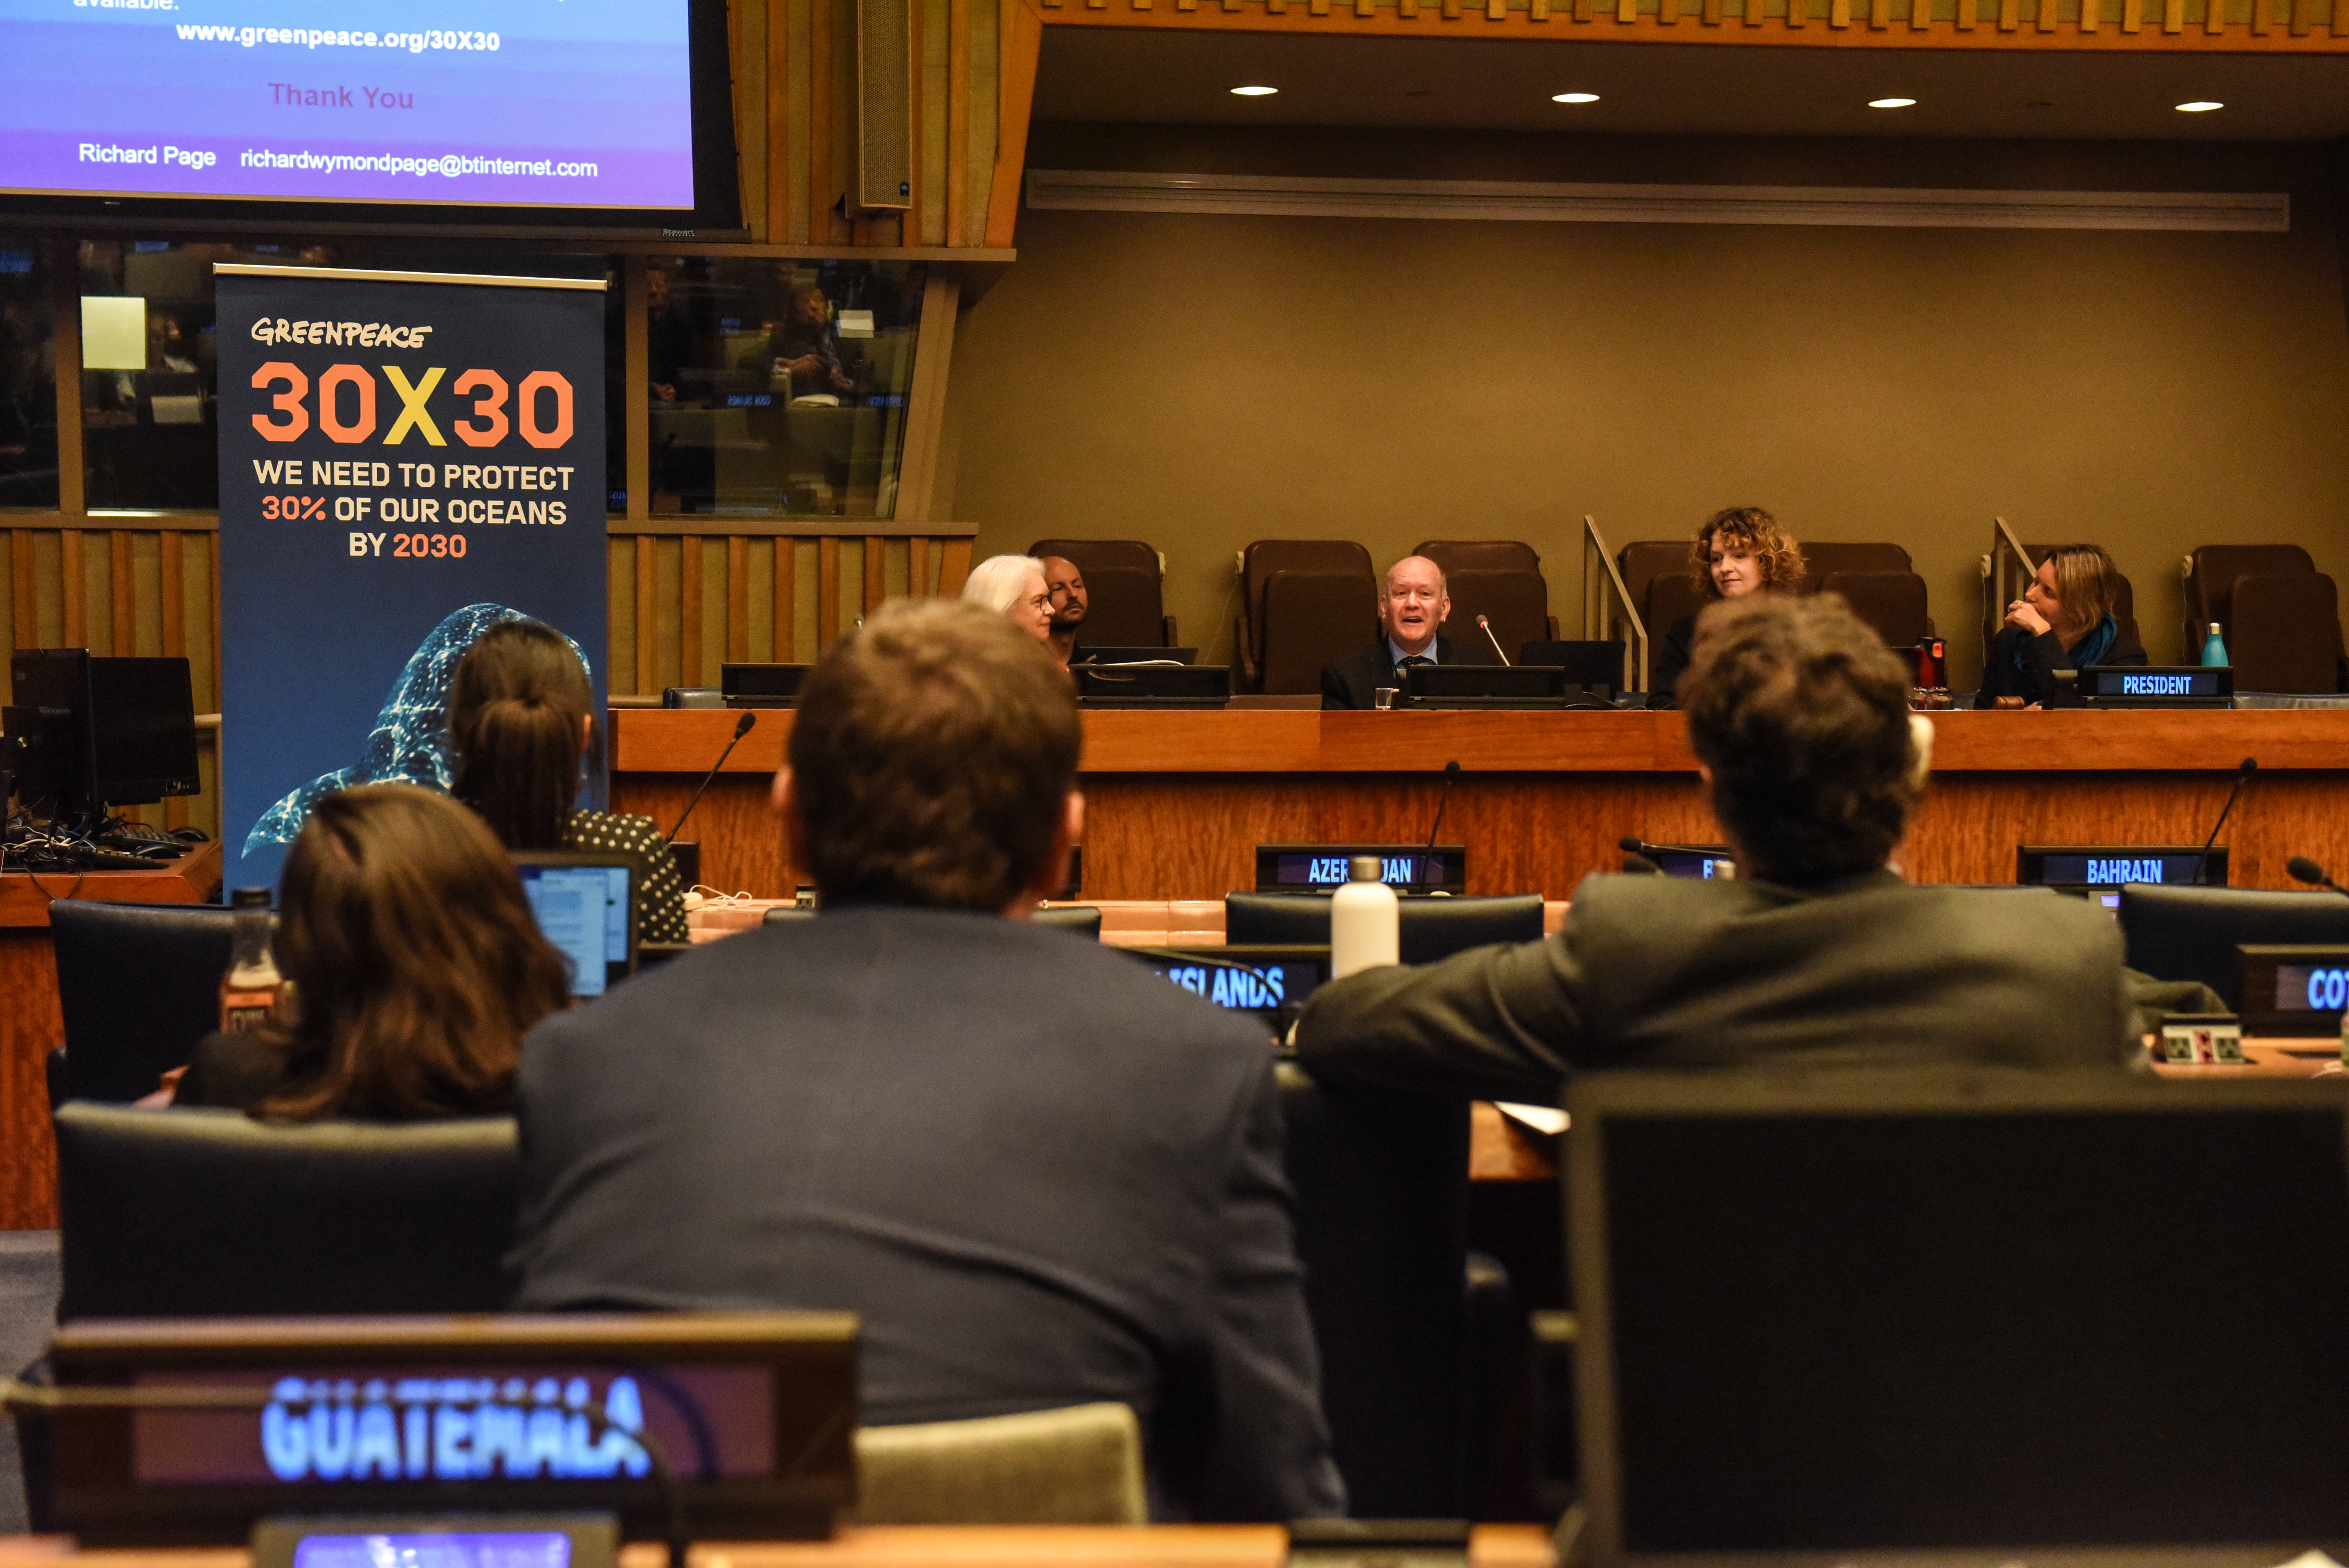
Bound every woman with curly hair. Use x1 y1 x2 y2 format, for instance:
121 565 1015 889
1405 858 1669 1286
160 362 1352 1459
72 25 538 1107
1648 506 1805 710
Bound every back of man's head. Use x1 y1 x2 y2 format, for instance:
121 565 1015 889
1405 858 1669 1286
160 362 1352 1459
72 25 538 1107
1678 593 1920 886
789 598 1081 911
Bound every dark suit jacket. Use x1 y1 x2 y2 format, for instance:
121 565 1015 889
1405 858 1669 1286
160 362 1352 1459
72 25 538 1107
1295 870 2138 1104
1320 634 1460 711
509 906 1345 1522
1974 623 2149 708
1645 613 1699 711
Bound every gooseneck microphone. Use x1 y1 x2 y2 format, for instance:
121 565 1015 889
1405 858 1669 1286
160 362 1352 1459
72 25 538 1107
1477 615 1512 666
1618 834 1725 859
2289 857 2349 895
2189 756 2256 887
1423 760 1463 879
667 711 757 842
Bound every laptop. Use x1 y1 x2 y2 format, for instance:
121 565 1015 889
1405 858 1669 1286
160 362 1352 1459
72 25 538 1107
513 850 638 998
1566 1069 2349 1568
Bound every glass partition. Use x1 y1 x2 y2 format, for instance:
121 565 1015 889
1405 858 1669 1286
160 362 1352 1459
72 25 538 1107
0 241 58 509
646 258 924 518
77 238 251 510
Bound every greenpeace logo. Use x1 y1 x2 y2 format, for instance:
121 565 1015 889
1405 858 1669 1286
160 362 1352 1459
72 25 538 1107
259 1374 650 1482
252 317 432 348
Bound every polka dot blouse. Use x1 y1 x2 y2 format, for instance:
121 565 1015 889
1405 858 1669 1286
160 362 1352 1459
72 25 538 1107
565 809 692 944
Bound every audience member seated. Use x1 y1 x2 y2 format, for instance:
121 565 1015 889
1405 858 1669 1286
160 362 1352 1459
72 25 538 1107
1975 543 2148 709
449 620 689 942
1648 506 1803 710
174 785 570 1117
1320 555 1460 710
508 599 1346 1523
768 280 854 401
1294 595 2138 1104
1041 554 1089 665
963 553 1059 657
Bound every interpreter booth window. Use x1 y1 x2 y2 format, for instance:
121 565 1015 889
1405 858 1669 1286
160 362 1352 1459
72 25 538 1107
77 239 279 510
647 258 925 518
0 243 59 510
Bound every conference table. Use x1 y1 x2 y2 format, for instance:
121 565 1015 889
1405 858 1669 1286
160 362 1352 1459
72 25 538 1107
611 707 2349 902
0 1528 1559 1568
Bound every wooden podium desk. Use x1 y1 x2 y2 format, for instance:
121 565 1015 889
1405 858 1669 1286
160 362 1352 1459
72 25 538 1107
0 1527 1558 1568
0 842 222 1230
613 707 2349 903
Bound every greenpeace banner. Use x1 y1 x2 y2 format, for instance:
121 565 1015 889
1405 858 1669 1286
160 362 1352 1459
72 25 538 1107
216 264 607 894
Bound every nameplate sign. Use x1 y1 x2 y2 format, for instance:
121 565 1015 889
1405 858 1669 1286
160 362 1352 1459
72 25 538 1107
1255 844 1467 894
2018 845 2228 890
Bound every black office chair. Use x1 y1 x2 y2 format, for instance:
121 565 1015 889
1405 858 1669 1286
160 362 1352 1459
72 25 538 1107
1226 893 1545 964
2117 885 2349 1010
1277 1062 1469 1518
1032 906 1103 941
53 1104 520 1320
48 900 239 1108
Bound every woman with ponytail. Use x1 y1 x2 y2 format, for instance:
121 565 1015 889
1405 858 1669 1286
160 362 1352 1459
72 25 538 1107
447 621 690 942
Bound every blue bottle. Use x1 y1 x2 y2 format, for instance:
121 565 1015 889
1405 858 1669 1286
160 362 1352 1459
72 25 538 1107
2201 622 2228 667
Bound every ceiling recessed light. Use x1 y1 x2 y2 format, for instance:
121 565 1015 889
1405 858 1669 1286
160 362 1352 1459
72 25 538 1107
1552 92 1600 104
1868 97 1918 109
1230 85 1278 97
2175 100 2223 112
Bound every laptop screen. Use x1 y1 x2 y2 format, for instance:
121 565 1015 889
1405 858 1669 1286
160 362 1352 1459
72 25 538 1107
1571 1074 2349 1565
516 858 634 998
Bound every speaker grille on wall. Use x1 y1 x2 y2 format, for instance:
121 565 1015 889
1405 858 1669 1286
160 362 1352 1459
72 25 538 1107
856 0 913 213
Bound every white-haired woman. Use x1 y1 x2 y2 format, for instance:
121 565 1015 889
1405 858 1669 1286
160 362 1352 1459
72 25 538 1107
961 554 1057 655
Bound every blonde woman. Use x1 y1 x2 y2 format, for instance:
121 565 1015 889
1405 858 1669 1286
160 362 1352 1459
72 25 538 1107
1975 544 2145 709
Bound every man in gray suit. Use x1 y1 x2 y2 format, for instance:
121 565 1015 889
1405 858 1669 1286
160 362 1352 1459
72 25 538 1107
510 599 1345 1522
1295 593 2140 1103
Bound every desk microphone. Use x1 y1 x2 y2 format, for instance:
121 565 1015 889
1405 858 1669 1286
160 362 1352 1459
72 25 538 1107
667 711 757 842
2189 756 2256 887
1476 615 1512 666
1618 835 1725 859
1422 760 1462 883
2288 856 2349 895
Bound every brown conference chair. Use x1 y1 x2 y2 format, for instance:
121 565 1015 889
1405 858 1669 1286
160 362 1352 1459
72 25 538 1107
1026 538 1174 649
1645 572 1706 643
1259 570 1378 695
1446 569 1552 665
1616 541 1693 629
2230 574 2343 693
2182 544 2315 656
1798 542 1912 595
1236 540 1374 690
1821 570 1930 649
1415 539 1540 576
1417 541 1559 646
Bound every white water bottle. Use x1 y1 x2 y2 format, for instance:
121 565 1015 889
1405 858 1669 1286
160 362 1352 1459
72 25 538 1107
1330 854 1400 978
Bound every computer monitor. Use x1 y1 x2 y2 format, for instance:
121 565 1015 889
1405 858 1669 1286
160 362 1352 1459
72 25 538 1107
1568 1070 2349 1568
7 649 199 816
2117 884 2349 1009
26 1313 857 1545
513 852 638 998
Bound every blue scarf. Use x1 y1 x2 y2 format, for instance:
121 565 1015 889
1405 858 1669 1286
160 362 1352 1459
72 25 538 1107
2016 611 2117 672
